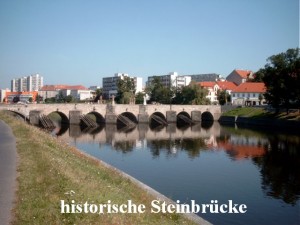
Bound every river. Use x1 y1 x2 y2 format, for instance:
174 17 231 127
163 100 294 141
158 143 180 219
55 122 300 225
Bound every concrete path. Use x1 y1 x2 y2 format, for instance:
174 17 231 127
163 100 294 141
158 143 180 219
0 120 17 225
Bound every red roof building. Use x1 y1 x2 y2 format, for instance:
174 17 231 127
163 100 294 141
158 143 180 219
39 84 89 100
40 85 88 91
198 82 220 103
226 69 254 85
216 81 237 92
232 82 266 93
231 82 266 106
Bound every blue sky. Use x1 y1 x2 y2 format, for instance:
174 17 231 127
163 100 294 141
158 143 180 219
0 0 299 89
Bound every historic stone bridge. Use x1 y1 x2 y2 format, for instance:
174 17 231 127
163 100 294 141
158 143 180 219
1 103 221 126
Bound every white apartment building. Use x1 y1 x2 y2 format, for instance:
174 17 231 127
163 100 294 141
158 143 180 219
70 89 93 100
11 74 43 92
102 73 143 99
0 89 10 102
147 72 191 89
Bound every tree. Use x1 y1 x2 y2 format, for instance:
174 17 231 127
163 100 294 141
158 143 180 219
146 77 163 103
258 94 263 105
45 97 56 103
36 95 43 103
217 90 231 105
13 96 20 103
135 92 145 104
172 81 210 105
65 95 73 103
28 97 33 103
259 48 300 112
94 88 103 103
251 69 265 82
115 76 136 104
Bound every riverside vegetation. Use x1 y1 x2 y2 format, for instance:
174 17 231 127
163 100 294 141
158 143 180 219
222 107 300 121
0 111 198 225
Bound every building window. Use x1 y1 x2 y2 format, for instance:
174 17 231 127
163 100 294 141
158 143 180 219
242 93 245 97
232 93 235 97
253 93 256 97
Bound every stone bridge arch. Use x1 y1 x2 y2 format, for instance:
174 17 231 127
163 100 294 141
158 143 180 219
201 111 214 121
7 110 28 121
149 112 167 128
177 111 193 126
116 112 138 128
47 111 69 124
86 111 105 124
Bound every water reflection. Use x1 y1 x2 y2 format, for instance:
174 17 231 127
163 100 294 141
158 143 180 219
253 136 300 205
221 125 300 205
52 122 300 224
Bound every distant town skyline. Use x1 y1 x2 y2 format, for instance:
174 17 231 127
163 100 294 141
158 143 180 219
0 0 299 89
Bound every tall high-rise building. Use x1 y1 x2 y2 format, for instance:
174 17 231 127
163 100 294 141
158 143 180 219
11 74 43 92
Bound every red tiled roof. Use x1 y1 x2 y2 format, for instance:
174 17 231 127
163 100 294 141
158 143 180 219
40 85 88 91
199 82 216 88
232 82 266 93
216 81 237 90
235 69 253 78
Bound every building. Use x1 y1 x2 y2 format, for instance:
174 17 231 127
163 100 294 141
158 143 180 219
0 89 10 103
147 72 191 89
60 85 92 101
102 73 143 99
231 82 266 106
6 91 38 103
70 89 93 101
11 74 43 92
189 73 221 82
39 85 92 101
199 82 220 104
39 85 60 100
89 86 101 91
215 81 237 94
226 69 253 86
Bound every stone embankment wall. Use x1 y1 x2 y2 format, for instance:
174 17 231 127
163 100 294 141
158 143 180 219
218 116 300 128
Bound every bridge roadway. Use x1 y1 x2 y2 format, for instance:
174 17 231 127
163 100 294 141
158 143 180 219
0 103 221 125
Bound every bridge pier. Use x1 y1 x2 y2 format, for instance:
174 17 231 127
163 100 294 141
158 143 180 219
166 111 177 123
191 111 202 122
29 110 43 126
213 112 222 121
69 110 82 125
138 105 149 123
106 104 117 124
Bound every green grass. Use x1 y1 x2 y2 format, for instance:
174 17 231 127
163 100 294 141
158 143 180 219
222 107 266 117
222 107 300 121
0 111 199 225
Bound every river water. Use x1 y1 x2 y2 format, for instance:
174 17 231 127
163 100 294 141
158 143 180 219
55 122 300 225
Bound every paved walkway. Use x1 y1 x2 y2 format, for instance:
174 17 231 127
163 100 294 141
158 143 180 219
0 120 17 225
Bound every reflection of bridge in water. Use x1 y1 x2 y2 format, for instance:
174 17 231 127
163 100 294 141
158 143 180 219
58 122 221 147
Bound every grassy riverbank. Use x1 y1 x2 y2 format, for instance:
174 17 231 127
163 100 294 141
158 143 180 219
0 111 199 225
222 107 300 121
